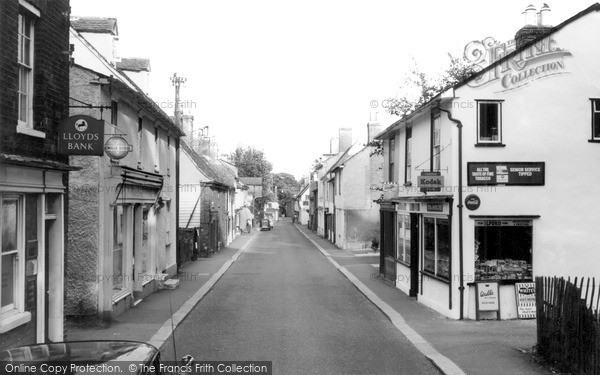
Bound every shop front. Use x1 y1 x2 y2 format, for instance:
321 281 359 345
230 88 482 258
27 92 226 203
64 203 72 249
466 216 537 320
0 157 73 348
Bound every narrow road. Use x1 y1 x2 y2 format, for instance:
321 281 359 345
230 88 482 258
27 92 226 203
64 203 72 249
161 219 440 375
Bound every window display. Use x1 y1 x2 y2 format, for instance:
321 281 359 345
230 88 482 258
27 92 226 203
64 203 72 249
474 219 533 281
423 217 450 280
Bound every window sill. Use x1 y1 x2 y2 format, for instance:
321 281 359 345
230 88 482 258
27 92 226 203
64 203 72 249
588 139 600 143
396 259 411 267
474 143 505 147
422 270 450 284
112 289 131 304
16 124 46 138
0 310 32 333
403 182 412 187
468 279 533 286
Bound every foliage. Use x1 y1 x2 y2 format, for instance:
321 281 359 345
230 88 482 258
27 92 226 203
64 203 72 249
385 54 477 118
367 139 383 157
230 146 273 178
273 172 301 205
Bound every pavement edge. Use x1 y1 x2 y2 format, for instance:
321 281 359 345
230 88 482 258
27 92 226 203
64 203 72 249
296 225 466 375
148 233 257 349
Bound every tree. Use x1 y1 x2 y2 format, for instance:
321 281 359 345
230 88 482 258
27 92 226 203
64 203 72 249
272 172 301 216
386 54 476 118
231 146 273 178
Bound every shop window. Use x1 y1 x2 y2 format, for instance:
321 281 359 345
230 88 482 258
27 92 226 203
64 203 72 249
474 219 533 281
111 101 118 126
477 101 502 144
592 99 600 140
423 217 450 280
112 206 124 293
0 195 31 332
397 214 411 265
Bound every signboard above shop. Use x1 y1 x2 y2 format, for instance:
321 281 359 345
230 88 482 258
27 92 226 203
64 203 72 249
58 115 104 155
418 171 444 192
467 162 545 186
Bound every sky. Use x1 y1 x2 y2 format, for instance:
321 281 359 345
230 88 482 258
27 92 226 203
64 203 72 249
70 0 597 179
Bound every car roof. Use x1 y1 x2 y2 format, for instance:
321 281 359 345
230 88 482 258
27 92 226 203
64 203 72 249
0 340 158 364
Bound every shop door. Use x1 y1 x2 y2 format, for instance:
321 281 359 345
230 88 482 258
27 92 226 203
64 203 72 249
381 211 396 282
209 211 219 253
409 213 420 297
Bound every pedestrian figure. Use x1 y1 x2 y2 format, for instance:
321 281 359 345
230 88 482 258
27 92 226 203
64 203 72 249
246 219 252 233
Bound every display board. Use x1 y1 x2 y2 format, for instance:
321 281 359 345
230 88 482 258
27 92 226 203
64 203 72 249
515 282 537 319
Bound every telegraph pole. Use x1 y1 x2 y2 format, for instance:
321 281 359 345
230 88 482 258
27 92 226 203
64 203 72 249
170 73 186 127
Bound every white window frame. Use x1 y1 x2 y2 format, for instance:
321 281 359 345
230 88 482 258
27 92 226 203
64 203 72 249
433 114 441 170
112 205 125 295
396 213 410 265
0 195 31 333
388 138 396 183
405 127 412 184
16 11 44 138
422 215 450 281
477 101 502 144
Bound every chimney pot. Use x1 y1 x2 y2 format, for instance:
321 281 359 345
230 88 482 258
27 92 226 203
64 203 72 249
523 4 537 26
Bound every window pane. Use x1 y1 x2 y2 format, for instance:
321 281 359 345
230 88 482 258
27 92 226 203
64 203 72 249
479 103 499 141
436 219 450 279
1 253 16 308
594 112 600 139
397 218 404 260
2 200 18 253
23 38 31 67
423 217 435 273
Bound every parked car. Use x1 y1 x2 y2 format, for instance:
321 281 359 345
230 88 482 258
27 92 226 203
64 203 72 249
0 340 193 374
260 218 273 230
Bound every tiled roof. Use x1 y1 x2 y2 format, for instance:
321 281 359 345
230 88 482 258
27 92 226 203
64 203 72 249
71 16 118 35
181 141 235 189
117 58 151 72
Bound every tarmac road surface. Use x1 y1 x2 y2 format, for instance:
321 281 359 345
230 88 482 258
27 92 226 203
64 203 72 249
160 219 441 375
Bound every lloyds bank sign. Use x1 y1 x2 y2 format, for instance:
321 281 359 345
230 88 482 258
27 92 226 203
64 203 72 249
463 36 572 92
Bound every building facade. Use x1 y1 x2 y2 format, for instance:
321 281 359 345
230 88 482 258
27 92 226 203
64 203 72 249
376 4 600 319
66 19 182 321
0 0 71 349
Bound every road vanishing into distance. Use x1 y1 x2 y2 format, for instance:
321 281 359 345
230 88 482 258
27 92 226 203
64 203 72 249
160 219 440 375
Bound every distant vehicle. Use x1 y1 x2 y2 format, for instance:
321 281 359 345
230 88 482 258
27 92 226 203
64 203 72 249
260 218 273 230
0 340 193 375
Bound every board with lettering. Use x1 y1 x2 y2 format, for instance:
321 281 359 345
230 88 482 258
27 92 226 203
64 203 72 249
515 282 536 319
467 162 545 186
475 282 500 320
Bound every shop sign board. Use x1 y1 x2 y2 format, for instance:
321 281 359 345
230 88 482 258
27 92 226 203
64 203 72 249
467 162 545 186
515 282 536 319
418 171 444 192
58 115 104 155
426 203 443 212
475 282 501 320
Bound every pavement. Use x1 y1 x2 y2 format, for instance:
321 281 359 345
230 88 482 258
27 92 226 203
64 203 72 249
66 219 550 375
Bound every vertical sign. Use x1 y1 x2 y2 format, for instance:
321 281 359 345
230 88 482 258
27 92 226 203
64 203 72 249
475 282 500 320
515 282 536 319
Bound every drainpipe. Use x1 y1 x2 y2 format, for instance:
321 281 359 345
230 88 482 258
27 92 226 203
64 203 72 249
437 102 465 320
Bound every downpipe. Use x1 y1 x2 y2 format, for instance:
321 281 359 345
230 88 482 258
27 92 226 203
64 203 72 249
437 103 465 320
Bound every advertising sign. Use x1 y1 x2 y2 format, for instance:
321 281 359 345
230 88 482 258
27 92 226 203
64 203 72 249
418 172 444 192
476 282 499 313
58 115 104 155
464 194 481 211
104 136 133 160
467 162 545 186
515 282 536 319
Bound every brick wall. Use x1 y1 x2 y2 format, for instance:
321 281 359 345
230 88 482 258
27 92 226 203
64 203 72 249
0 0 70 161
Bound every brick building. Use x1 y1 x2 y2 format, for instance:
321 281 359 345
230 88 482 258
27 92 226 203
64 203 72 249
0 0 72 349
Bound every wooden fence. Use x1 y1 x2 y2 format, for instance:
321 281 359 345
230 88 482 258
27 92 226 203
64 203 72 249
536 276 600 374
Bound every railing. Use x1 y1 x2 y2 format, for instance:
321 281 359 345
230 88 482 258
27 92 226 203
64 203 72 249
536 276 600 374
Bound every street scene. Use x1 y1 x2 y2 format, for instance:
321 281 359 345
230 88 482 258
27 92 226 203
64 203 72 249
1 0 600 374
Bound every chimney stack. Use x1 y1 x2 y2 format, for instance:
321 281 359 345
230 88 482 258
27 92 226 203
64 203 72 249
515 3 552 49
338 127 353 152
367 121 382 143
